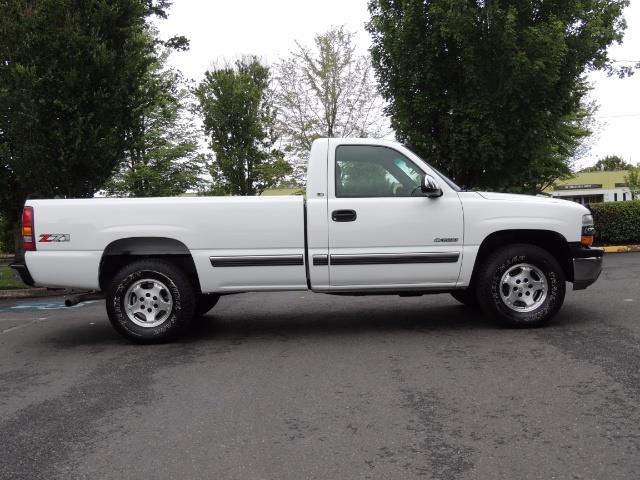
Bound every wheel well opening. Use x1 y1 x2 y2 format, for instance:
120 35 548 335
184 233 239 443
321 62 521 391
471 230 573 284
99 238 201 292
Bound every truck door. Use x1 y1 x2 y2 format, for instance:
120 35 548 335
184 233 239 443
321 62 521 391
326 142 464 289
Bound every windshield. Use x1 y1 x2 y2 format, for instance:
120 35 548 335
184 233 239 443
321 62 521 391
427 164 462 192
403 145 462 192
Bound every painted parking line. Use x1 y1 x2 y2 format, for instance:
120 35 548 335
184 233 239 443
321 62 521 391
0 318 48 334
0 300 98 314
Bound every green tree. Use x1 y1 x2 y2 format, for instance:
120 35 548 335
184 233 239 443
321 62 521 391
0 0 177 253
581 155 634 172
274 27 389 181
367 0 629 193
105 52 207 197
0 214 11 254
195 57 292 195
626 167 640 199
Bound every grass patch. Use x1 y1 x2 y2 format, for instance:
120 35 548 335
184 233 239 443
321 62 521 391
0 265 27 290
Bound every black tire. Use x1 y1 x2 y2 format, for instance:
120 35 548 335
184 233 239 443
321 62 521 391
106 258 196 343
195 294 220 317
450 289 478 308
476 244 566 328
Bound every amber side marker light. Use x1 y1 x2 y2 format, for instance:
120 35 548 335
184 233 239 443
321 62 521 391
581 235 594 246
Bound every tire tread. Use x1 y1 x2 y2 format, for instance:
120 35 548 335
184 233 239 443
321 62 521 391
105 258 196 343
475 243 565 328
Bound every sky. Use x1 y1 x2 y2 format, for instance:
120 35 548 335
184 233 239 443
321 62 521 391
156 0 640 170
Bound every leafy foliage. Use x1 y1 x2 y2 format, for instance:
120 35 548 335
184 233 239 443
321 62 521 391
273 27 389 181
591 200 640 245
367 0 629 193
195 57 292 195
0 214 12 254
625 167 640 197
582 155 634 172
105 50 206 197
0 0 174 253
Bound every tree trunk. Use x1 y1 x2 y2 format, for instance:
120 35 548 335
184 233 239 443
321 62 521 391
12 208 23 261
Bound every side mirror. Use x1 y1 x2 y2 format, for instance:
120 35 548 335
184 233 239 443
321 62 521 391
421 175 443 198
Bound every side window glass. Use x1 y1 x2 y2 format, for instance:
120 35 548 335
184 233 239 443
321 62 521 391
335 145 423 197
394 158 422 184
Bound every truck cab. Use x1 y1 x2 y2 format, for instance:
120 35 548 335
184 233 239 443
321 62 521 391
306 138 464 291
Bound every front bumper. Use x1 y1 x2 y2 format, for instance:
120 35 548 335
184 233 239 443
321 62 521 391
570 244 603 290
9 262 35 287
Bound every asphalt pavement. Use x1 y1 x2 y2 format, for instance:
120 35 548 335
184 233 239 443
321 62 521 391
1 253 639 480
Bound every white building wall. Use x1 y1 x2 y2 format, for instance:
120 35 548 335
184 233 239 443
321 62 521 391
550 187 634 204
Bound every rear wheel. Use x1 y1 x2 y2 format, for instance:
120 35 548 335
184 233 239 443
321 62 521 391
106 259 196 343
476 244 565 328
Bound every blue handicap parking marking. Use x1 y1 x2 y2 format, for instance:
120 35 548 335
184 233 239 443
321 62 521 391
0 299 98 314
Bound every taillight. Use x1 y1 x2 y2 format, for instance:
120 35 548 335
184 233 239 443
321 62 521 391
22 206 36 251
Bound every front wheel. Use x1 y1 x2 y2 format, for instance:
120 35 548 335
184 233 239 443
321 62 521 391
106 259 196 343
476 244 565 328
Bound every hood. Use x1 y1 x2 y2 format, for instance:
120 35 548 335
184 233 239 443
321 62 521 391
474 191 590 214
478 192 559 203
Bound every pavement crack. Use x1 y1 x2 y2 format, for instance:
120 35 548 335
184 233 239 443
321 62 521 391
0 345 199 480
382 355 475 479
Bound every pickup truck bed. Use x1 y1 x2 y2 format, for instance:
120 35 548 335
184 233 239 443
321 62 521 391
23 196 308 292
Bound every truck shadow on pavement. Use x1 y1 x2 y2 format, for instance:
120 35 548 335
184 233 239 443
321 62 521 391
44 303 489 349
192 304 488 339
44 297 594 349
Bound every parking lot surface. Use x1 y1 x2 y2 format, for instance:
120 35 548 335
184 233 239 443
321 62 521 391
1 253 639 480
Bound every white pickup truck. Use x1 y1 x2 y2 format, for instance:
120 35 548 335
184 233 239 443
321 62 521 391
12 138 603 343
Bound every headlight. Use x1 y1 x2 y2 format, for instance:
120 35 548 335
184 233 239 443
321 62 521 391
581 214 595 245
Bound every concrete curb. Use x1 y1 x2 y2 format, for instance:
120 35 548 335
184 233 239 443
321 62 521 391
600 245 640 253
0 288 75 299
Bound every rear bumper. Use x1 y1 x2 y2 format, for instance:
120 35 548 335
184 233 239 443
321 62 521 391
570 244 603 290
9 262 36 287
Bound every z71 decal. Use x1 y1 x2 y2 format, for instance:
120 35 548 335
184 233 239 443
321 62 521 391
39 234 71 243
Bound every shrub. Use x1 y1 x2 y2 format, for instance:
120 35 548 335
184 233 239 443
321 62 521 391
590 200 640 245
